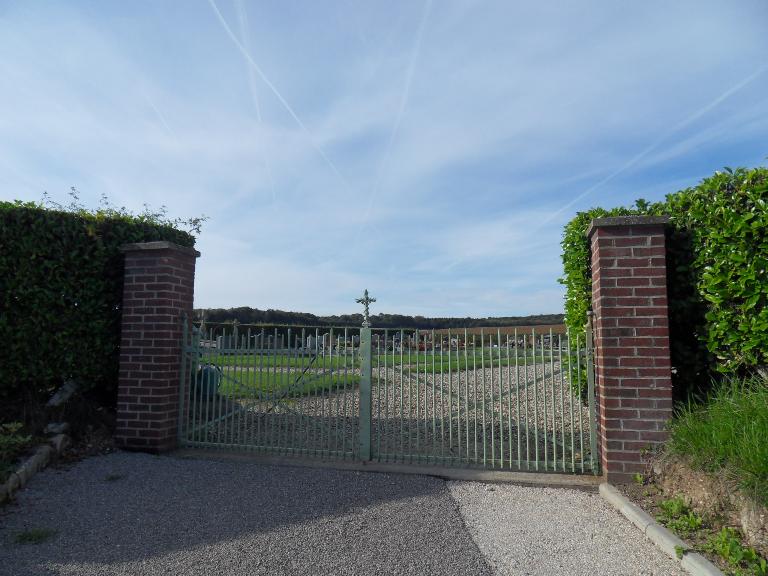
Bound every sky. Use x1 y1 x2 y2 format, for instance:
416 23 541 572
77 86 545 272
1 1 767 318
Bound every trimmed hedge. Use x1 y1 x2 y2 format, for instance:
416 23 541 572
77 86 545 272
0 201 195 414
560 167 768 398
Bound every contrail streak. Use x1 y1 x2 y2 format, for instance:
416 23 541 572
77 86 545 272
357 0 432 238
145 93 175 138
541 64 768 227
233 0 276 205
233 0 262 122
208 0 350 188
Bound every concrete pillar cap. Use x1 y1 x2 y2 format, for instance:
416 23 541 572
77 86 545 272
586 215 669 239
120 241 200 257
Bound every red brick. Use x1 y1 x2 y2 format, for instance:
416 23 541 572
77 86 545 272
620 277 653 287
615 257 653 268
614 237 650 247
604 429 641 440
633 287 666 297
634 347 668 357
608 451 643 462
621 317 654 327
638 431 669 442
600 287 634 297
621 419 660 431
619 398 657 409
619 357 655 368
622 440 653 452
599 247 634 258
641 409 673 420
604 408 640 419
631 247 666 257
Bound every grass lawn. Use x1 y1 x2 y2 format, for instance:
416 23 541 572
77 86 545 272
203 350 560 373
195 348 568 401
205 352 355 369
216 367 359 399
0 422 33 484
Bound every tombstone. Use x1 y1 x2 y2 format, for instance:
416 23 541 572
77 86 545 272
307 334 316 351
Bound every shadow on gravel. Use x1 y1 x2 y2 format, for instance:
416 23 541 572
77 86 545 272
0 452 491 576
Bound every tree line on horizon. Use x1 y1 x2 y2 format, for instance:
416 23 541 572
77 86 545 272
194 307 564 330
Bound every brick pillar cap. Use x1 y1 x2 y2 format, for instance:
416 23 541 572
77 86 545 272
586 215 669 239
120 241 200 258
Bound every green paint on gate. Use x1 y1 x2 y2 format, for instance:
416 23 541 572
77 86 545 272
178 301 600 475
359 327 372 461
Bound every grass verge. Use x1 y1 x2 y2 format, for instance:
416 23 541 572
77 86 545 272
668 375 768 507
0 422 33 484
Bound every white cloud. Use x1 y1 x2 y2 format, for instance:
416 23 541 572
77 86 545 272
1 0 767 316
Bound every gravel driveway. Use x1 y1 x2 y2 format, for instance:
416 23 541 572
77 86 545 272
0 453 683 576
449 482 685 576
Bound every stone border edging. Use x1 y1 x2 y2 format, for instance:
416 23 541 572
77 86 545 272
600 483 723 576
0 433 70 505
175 448 603 491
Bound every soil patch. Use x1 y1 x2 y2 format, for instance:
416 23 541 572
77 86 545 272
619 456 767 575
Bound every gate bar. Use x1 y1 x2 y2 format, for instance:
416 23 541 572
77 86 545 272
359 327 372 461
586 312 599 475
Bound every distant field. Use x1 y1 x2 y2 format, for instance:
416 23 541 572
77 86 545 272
431 324 567 336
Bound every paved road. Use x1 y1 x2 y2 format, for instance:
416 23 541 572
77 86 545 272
0 453 683 575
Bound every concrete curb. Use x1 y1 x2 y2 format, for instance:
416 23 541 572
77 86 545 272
0 433 70 505
600 483 723 576
174 448 602 491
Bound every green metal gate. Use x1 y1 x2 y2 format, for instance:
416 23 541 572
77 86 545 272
178 317 599 474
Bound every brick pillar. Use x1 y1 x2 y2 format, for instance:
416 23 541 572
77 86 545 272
587 216 673 484
116 241 199 452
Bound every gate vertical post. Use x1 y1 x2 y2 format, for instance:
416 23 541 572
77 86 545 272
359 327 372 461
177 314 189 443
585 313 599 475
587 216 673 484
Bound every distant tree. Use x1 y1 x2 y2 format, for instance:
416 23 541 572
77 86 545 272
194 307 563 330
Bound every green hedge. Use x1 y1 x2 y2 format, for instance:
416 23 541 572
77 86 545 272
0 201 196 414
560 167 768 398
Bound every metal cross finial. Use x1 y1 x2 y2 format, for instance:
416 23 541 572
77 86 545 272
355 289 376 327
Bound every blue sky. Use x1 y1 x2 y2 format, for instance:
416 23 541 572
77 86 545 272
1 1 767 317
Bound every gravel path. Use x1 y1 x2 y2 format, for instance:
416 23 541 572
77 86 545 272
0 453 491 576
0 453 685 576
197 363 594 470
449 481 686 576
